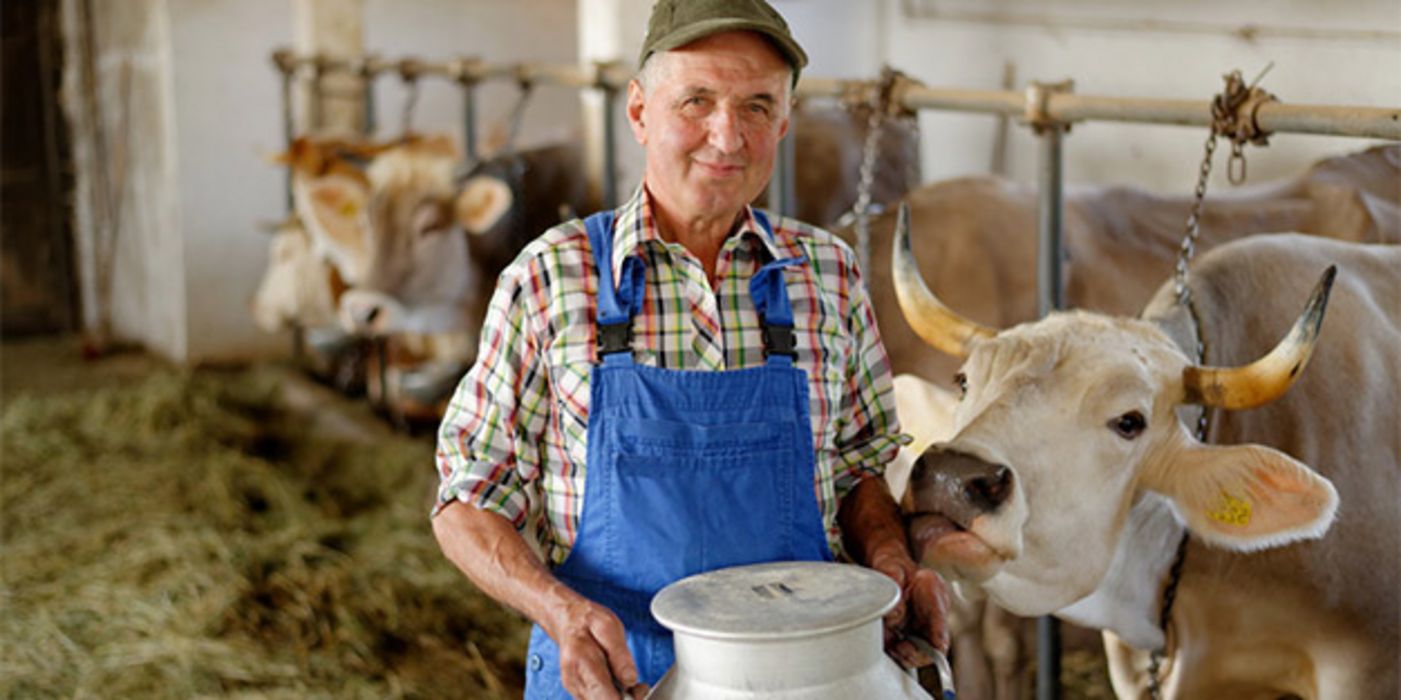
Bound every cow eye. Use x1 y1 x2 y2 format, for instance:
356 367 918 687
954 372 968 398
1109 411 1147 439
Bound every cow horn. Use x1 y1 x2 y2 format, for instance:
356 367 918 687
891 202 997 357
1182 266 1337 410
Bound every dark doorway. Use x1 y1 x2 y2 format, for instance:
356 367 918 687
2 0 78 336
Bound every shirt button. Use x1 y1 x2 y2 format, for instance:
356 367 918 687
528 654 543 671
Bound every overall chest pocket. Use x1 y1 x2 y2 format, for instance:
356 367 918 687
611 445 797 590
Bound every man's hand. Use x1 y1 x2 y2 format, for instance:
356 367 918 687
543 591 648 699
868 542 950 669
838 476 951 669
432 503 648 698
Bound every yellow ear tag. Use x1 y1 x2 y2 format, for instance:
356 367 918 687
339 200 359 218
1208 492 1253 527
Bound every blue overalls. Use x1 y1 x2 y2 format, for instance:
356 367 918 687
523 210 834 697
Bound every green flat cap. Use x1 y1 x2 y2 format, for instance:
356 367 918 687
640 0 809 80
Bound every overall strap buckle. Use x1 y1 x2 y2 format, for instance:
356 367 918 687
598 321 634 356
761 322 798 359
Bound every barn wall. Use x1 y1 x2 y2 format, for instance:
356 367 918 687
169 0 292 363
878 0 1398 192
60 0 187 359
363 0 581 154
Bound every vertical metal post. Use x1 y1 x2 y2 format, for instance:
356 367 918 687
274 50 297 214
463 84 479 164
361 61 377 138
767 130 796 217
1035 125 1066 317
601 86 619 209
1027 79 1072 700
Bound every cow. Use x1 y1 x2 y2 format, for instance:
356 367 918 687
250 218 345 334
889 199 1400 698
264 135 594 423
856 145 1398 697
847 144 1401 393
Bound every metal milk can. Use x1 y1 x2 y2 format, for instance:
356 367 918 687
646 561 935 699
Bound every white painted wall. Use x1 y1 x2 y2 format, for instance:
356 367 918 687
168 0 291 362
364 0 581 154
61 0 188 359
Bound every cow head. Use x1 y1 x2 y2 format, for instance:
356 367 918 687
283 136 473 337
889 204 1340 616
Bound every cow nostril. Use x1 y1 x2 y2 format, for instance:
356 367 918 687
364 306 381 324
965 465 1013 511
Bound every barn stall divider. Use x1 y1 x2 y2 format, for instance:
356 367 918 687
267 48 1401 697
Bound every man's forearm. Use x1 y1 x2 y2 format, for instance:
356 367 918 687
431 500 580 629
837 475 910 566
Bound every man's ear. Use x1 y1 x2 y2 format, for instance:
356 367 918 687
777 97 794 141
1144 442 1338 552
626 79 647 145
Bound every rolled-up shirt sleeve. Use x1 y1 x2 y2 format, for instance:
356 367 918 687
832 259 910 502
433 257 548 526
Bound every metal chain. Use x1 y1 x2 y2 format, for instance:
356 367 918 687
1155 66 1277 698
1173 133 1218 306
502 78 534 156
400 76 420 135
853 101 884 271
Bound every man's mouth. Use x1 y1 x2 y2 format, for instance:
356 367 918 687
905 511 1007 584
694 160 745 177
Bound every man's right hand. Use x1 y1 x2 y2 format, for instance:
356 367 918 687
542 592 647 699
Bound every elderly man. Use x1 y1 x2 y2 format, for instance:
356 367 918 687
431 1 948 697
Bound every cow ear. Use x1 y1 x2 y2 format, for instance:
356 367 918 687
456 175 512 235
303 176 369 256
1149 443 1338 551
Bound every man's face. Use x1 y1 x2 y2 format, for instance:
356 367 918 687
627 31 792 225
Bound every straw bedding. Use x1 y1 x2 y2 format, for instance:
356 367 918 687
1 364 529 698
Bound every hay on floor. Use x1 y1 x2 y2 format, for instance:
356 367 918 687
1 365 529 699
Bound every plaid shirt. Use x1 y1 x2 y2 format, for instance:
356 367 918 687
434 186 906 565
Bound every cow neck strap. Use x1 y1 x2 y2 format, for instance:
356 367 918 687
1147 291 1212 700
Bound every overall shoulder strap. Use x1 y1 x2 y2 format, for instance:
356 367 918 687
584 211 643 357
748 210 804 362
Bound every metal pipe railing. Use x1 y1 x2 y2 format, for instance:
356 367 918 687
273 50 633 91
799 78 1401 140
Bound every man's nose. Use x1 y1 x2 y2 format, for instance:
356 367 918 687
707 107 743 154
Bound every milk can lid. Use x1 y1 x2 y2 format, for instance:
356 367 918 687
650 561 900 641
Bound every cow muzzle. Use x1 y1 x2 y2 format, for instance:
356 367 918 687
902 446 1016 583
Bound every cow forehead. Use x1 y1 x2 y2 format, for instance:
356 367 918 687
969 311 1186 393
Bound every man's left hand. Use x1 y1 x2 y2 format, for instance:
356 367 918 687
868 543 950 669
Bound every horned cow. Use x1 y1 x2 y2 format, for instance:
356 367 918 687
890 201 1399 699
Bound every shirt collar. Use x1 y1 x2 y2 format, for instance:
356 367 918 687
606 184 786 282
